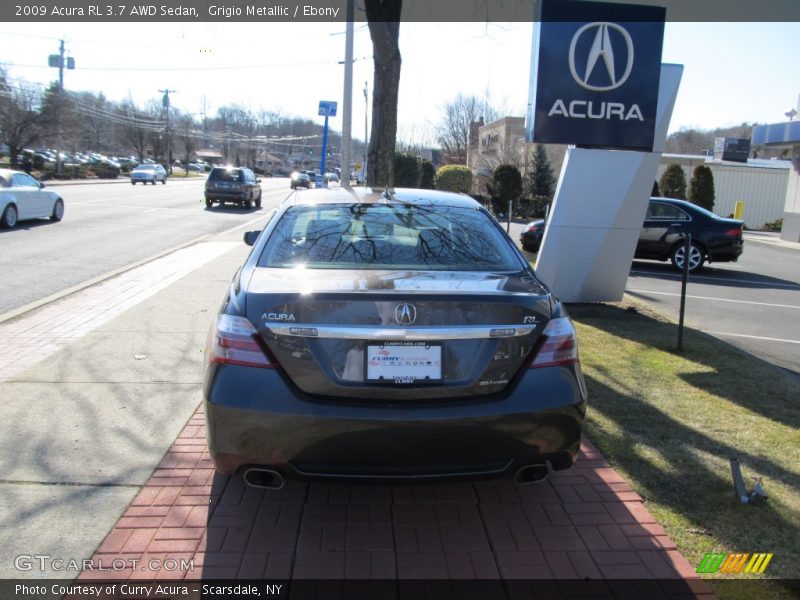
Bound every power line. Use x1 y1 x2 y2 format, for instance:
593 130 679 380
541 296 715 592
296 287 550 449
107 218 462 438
0 56 372 72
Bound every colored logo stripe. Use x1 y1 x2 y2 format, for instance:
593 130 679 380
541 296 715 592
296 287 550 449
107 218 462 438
745 553 773 574
697 552 773 574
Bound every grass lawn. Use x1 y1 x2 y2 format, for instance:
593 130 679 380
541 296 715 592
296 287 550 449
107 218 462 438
570 300 799 599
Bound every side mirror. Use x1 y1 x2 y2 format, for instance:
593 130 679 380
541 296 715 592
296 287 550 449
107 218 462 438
243 230 260 246
256 178 262 183
39 182 46 189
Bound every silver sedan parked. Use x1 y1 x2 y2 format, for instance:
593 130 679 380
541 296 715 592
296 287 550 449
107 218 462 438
0 169 64 228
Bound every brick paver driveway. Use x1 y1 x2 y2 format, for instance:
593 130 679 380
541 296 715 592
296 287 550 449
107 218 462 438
81 406 712 597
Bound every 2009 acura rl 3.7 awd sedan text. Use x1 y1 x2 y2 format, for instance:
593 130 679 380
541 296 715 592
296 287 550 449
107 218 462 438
204 187 587 488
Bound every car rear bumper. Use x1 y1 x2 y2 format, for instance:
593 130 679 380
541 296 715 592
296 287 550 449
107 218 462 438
708 241 744 262
205 190 247 201
204 363 586 478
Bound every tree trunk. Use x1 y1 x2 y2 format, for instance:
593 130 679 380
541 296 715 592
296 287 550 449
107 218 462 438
366 1 402 188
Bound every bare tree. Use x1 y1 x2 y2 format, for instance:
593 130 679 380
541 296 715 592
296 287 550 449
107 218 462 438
0 70 43 167
117 98 157 162
176 114 199 176
436 94 500 165
365 0 402 187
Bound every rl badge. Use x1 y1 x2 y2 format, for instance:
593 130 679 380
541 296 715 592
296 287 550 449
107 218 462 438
527 0 665 151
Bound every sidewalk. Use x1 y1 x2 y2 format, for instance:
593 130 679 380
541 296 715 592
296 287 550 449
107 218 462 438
0 228 712 595
743 230 800 251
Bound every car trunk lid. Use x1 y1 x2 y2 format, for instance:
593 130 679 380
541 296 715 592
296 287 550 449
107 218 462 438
244 268 552 401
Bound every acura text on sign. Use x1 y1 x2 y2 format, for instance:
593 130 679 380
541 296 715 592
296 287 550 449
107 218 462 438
527 0 665 151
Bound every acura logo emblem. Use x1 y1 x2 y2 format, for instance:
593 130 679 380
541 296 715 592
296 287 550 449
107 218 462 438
569 22 634 92
395 303 417 325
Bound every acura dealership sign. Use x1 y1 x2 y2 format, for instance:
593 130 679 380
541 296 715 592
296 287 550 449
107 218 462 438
527 0 665 151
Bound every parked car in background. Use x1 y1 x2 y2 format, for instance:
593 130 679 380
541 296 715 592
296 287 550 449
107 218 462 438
204 186 587 485
324 172 340 184
0 169 65 228
204 166 262 208
636 197 744 272
520 219 545 253
518 197 745 273
290 171 311 190
130 163 167 185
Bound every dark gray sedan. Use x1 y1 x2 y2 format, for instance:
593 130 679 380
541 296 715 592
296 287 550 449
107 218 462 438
204 187 587 487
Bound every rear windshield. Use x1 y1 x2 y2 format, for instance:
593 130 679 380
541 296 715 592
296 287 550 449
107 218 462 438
258 203 522 271
209 168 242 181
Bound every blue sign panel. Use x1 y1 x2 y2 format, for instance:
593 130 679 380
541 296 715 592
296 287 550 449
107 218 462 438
527 0 665 152
752 121 800 146
318 100 338 117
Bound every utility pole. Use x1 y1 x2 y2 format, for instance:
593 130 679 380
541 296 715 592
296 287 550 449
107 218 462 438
159 89 176 172
341 0 354 189
58 39 65 91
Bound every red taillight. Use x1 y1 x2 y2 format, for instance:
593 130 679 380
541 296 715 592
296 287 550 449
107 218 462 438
208 314 274 368
529 317 580 368
723 227 742 238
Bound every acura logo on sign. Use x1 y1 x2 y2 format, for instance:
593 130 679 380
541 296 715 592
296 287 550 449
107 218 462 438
569 22 634 92
395 303 417 325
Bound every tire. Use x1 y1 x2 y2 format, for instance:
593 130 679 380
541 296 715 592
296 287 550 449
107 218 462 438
1 204 18 228
162 177 166 185
205 198 212 208
51 199 64 221
671 242 705 273
131 181 136 185
522 242 540 253
255 195 262 208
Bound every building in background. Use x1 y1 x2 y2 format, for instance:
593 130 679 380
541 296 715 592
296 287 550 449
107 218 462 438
467 116 790 229
656 154 789 228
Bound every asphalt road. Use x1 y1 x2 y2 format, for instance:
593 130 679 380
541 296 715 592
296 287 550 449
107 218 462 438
626 236 800 375
0 176 289 316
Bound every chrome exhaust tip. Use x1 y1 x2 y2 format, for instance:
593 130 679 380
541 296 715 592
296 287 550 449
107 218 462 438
243 467 285 490
513 463 550 486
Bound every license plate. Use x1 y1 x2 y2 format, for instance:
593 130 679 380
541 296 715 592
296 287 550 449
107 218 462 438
365 342 442 384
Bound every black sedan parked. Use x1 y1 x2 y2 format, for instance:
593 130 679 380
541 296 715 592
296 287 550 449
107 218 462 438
636 197 744 272
520 219 546 253
204 187 587 487
520 197 744 273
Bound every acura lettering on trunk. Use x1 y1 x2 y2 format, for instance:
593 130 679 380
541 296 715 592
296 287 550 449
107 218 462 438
204 187 587 485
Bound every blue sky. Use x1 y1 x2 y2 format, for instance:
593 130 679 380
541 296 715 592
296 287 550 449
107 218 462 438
0 21 797 143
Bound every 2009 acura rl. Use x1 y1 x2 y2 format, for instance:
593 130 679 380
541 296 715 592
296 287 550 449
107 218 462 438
203 187 587 487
